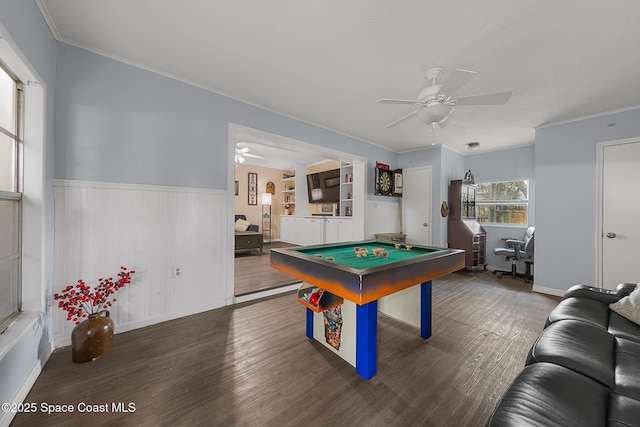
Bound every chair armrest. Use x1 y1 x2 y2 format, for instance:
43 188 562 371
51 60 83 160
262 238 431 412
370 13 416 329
505 239 525 259
505 239 525 248
564 284 623 304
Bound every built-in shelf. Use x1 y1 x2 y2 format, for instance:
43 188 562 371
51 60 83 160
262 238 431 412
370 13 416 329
282 172 296 214
340 163 353 217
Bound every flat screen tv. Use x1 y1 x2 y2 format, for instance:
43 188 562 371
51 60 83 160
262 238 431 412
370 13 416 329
306 168 340 204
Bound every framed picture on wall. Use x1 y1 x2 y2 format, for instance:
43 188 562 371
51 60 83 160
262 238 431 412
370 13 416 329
248 172 258 205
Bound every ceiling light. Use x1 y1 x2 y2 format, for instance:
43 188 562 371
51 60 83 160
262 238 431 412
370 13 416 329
467 142 480 150
416 104 453 126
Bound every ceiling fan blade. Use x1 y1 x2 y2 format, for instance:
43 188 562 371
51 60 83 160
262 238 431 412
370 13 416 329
385 109 422 128
244 153 265 159
235 147 250 154
454 91 512 106
439 69 477 96
377 98 423 105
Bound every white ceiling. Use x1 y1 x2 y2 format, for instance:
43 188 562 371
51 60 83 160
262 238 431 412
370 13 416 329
37 0 640 161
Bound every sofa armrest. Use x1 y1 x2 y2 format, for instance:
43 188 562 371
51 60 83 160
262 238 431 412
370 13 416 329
564 284 623 305
616 282 638 298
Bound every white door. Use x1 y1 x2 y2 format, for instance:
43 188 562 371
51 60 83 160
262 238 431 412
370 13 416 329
402 166 432 245
601 140 640 289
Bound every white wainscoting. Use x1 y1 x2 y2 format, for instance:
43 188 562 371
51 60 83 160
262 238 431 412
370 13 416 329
53 180 231 347
364 199 401 239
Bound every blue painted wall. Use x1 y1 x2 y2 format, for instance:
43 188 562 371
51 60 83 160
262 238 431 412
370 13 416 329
54 44 397 189
465 145 535 271
535 107 640 293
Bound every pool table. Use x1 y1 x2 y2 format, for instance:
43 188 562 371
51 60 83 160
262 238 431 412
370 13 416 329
271 240 465 380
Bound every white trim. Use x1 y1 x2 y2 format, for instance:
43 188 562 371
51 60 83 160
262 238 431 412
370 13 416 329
536 105 640 129
34 0 62 40
595 136 640 289
0 358 47 427
227 123 368 303
52 179 226 195
53 302 223 348
234 283 301 304
531 285 565 298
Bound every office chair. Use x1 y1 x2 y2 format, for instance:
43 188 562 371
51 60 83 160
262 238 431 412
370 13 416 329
492 226 535 283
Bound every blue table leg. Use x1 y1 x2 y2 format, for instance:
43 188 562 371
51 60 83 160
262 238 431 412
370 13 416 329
356 300 378 380
306 308 314 339
421 280 432 339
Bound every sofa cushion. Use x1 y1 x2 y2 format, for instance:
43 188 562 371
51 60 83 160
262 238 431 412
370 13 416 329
608 311 640 344
610 284 640 325
614 338 640 401
526 320 615 388
608 394 640 427
545 297 610 329
234 218 251 232
487 362 609 427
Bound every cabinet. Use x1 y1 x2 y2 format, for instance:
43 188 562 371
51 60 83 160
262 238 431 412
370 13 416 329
325 218 353 244
281 172 296 216
281 216 352 245
448 179 486 271
280 216 325 246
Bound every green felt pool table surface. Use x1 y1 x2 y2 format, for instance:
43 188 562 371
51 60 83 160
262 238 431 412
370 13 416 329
291 241 444 270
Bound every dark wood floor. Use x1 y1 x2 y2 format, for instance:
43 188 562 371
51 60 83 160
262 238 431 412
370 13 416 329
12 270 560 427
234 241 300 296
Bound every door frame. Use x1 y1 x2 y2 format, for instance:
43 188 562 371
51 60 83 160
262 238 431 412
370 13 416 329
595 136 640 288
401 165 433 246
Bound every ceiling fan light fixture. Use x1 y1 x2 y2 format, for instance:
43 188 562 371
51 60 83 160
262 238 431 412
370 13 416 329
467 142 480 150
416 104 453 126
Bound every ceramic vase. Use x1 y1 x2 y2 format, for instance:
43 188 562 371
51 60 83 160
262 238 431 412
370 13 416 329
71 310 114 363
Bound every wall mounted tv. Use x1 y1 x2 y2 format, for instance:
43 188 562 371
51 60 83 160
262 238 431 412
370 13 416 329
306 168 341 204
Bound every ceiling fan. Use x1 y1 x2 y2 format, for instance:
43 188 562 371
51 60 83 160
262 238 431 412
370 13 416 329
377 68 512 129
235 143 265 166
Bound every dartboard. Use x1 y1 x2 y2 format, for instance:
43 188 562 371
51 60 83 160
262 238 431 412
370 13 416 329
378 169 392 195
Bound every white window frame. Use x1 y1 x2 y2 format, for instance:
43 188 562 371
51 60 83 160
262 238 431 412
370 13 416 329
0 63 22 332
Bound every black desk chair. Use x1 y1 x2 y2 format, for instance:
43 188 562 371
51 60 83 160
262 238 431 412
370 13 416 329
493 226 535 283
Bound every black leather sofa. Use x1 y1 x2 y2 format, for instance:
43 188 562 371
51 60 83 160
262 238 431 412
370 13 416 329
487 283 640 427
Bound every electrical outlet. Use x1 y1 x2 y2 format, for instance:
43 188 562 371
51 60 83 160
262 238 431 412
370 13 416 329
172 266 182 279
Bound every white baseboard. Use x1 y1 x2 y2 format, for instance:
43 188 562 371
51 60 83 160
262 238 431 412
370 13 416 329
53 301 225 348
234 283 300 304
531 285 565 297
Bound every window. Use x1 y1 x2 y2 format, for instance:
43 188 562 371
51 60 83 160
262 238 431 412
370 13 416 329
0 64 22 331
476 180 528 225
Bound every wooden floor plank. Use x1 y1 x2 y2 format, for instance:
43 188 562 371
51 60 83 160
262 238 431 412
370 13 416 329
234 242 300 296
11 270 560 427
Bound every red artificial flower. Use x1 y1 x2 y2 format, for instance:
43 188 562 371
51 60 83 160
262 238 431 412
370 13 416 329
54 266 136 324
